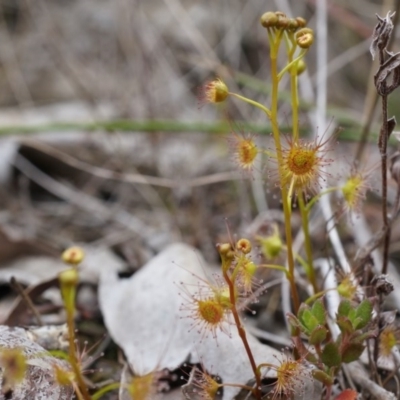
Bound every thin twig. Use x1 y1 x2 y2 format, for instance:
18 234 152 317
9 277 43 326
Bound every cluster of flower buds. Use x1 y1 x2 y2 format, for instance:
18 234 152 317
260 11 314 49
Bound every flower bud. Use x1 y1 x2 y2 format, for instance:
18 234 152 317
287 18 299 31
260 12 278 28
295 59 307 75
276 15 290 29
236 238 252 254
295 17 307 28
256 225 283 260
216 243 234 272
61 246 84 266
295 28 314 49
202 78 229 103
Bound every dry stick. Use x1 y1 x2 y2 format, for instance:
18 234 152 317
378 49 390 275
9 277 43 326
355 0 400 162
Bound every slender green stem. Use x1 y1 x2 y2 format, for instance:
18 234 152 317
229 93 271 118
223 270 261 399
282 245 312 279
92 383 121 400
297 190 318 293
304 288 334 305
269 32 300 313
65 303 91 400
258 263 288 275
286 37 302 141
261 149 276 158
277 50 307 81
306 187 339 212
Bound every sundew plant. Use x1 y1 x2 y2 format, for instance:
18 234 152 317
186 9 400 400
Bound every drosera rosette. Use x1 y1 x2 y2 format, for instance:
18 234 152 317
227 128 260 177
182 363 223 400
336 267 364 302
259 351 315 400
256 224 284 261
0 347 27 396
178 271 235 342
379 324 400 358
339 163 375 217
182 357 260 400
277 132 334 198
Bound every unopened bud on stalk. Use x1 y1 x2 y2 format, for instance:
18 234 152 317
287 18 299 30
296 17 307 28
257 225 283 260
260 12 278 28
216 243 234 272
295 28 314 49
276 15 290 29
61 246 85 266
236 238 252 254
295 59 307 75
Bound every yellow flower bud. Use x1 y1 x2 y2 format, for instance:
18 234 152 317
257 226 283 260
260 12 278 28
236 238 252 254
295 59 307 75
276 15 290 29
295 17 307 28
61 246 84 266
201 78 229 104
287 18 299 31
295 28 314 49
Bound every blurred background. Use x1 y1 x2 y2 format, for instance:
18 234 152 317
0 0 389 124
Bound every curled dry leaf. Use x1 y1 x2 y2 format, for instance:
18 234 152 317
99 243 314 400
370 11 395 60
0 325 73 400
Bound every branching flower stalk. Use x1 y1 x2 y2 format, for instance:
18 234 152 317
217 242 262 399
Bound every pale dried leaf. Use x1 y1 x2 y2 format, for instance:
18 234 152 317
370 11 395 59
374 51 400 94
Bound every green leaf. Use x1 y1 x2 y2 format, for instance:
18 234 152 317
342 342 365 363
337 316 355 335
338 299 351 317
312 369 334 386
311 299 326 325
354 300 373 330
297 303 309 322
309 326 328 345
348 308 357 324
321 342 341 368
301 310 319 332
